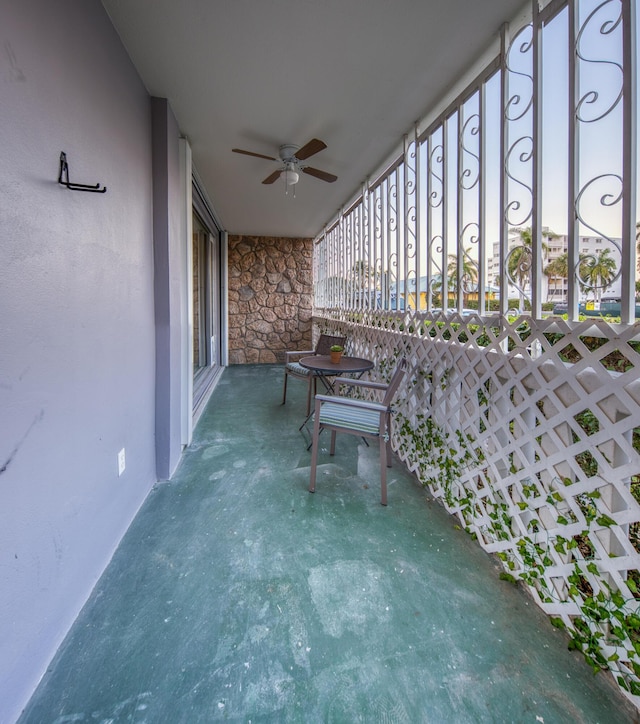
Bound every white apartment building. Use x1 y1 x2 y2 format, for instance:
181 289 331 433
487 233 623 304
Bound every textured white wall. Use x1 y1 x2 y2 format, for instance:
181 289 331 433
0 1 158 719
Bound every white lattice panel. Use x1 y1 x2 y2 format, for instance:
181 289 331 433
316 310 640 704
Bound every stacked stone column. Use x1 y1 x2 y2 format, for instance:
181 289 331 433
227 235 313 364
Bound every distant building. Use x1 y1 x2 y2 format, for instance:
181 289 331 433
487 233 622 304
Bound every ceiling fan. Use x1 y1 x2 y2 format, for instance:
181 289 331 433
232 138 337 187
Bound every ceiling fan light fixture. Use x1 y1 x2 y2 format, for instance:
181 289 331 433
285 168 299 186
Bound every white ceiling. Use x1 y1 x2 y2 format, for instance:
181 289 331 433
102 0 519 239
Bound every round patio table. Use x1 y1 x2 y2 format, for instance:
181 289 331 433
298 354 374 380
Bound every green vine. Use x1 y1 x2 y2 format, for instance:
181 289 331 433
396 412 481 526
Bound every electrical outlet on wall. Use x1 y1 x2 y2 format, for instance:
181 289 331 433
117 448 126 477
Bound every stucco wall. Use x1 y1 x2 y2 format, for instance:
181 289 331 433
227 235 313 364
0 1 158 720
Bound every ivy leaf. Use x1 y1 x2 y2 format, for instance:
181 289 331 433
611 591 625 609
596 514 616 528
567 638 581 651
630 679 640 696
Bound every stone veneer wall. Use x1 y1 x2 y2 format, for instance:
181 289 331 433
227 235 313 364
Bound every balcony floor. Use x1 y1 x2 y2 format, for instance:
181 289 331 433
20 365 635 723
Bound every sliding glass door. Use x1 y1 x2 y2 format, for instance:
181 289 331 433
192 209 221 413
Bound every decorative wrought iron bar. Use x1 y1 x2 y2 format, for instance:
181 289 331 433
568 1 580 318
442 114 451 312
414 125 422 313
457 108 464 312
621 0 637 323
479 83 487 316
499 24 510 318
532 1 543 319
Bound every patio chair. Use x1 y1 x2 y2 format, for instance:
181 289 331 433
309 357 407 506
282 333 346 416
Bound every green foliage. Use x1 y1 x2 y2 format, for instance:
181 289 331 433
396 412 479 521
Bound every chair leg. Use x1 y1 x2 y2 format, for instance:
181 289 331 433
306 376 313 417
309 401 322 494
379 436 388 506
386 436 393 467
282 371 288 405
385 415 393 466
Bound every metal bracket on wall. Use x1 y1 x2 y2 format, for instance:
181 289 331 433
58 152 107 193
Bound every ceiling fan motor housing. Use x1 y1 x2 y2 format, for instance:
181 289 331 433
279 144 300 163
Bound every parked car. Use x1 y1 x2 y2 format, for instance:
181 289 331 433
552 300 640 318
552 302 586 315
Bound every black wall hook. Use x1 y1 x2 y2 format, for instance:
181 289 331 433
58 152 107 193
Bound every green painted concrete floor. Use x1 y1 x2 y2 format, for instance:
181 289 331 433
20 365 637 723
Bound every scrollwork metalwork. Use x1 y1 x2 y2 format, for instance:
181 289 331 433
504 136 533 228
505 24 533 123
460 224 481 296
576 0 623 123
429 139 444 209
504 23 533 239
428 234 444 309
574 174 623 292
505 242 532 306
405 138 417 197
460 112 481 190
388 175 398 235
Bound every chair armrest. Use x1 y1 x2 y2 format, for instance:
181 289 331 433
315 394 389 414
334 377 387 391
285 349 314 362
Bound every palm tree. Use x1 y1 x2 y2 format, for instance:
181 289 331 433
582 248 617 305
507 226 558 308
544 253 568 302
544 251 606 301
349 260 376 305
447 251 478 306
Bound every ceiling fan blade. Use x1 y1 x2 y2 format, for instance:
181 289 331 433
302 166 337 183
262 169 283 184
295 138 327 161
232 148 278 161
